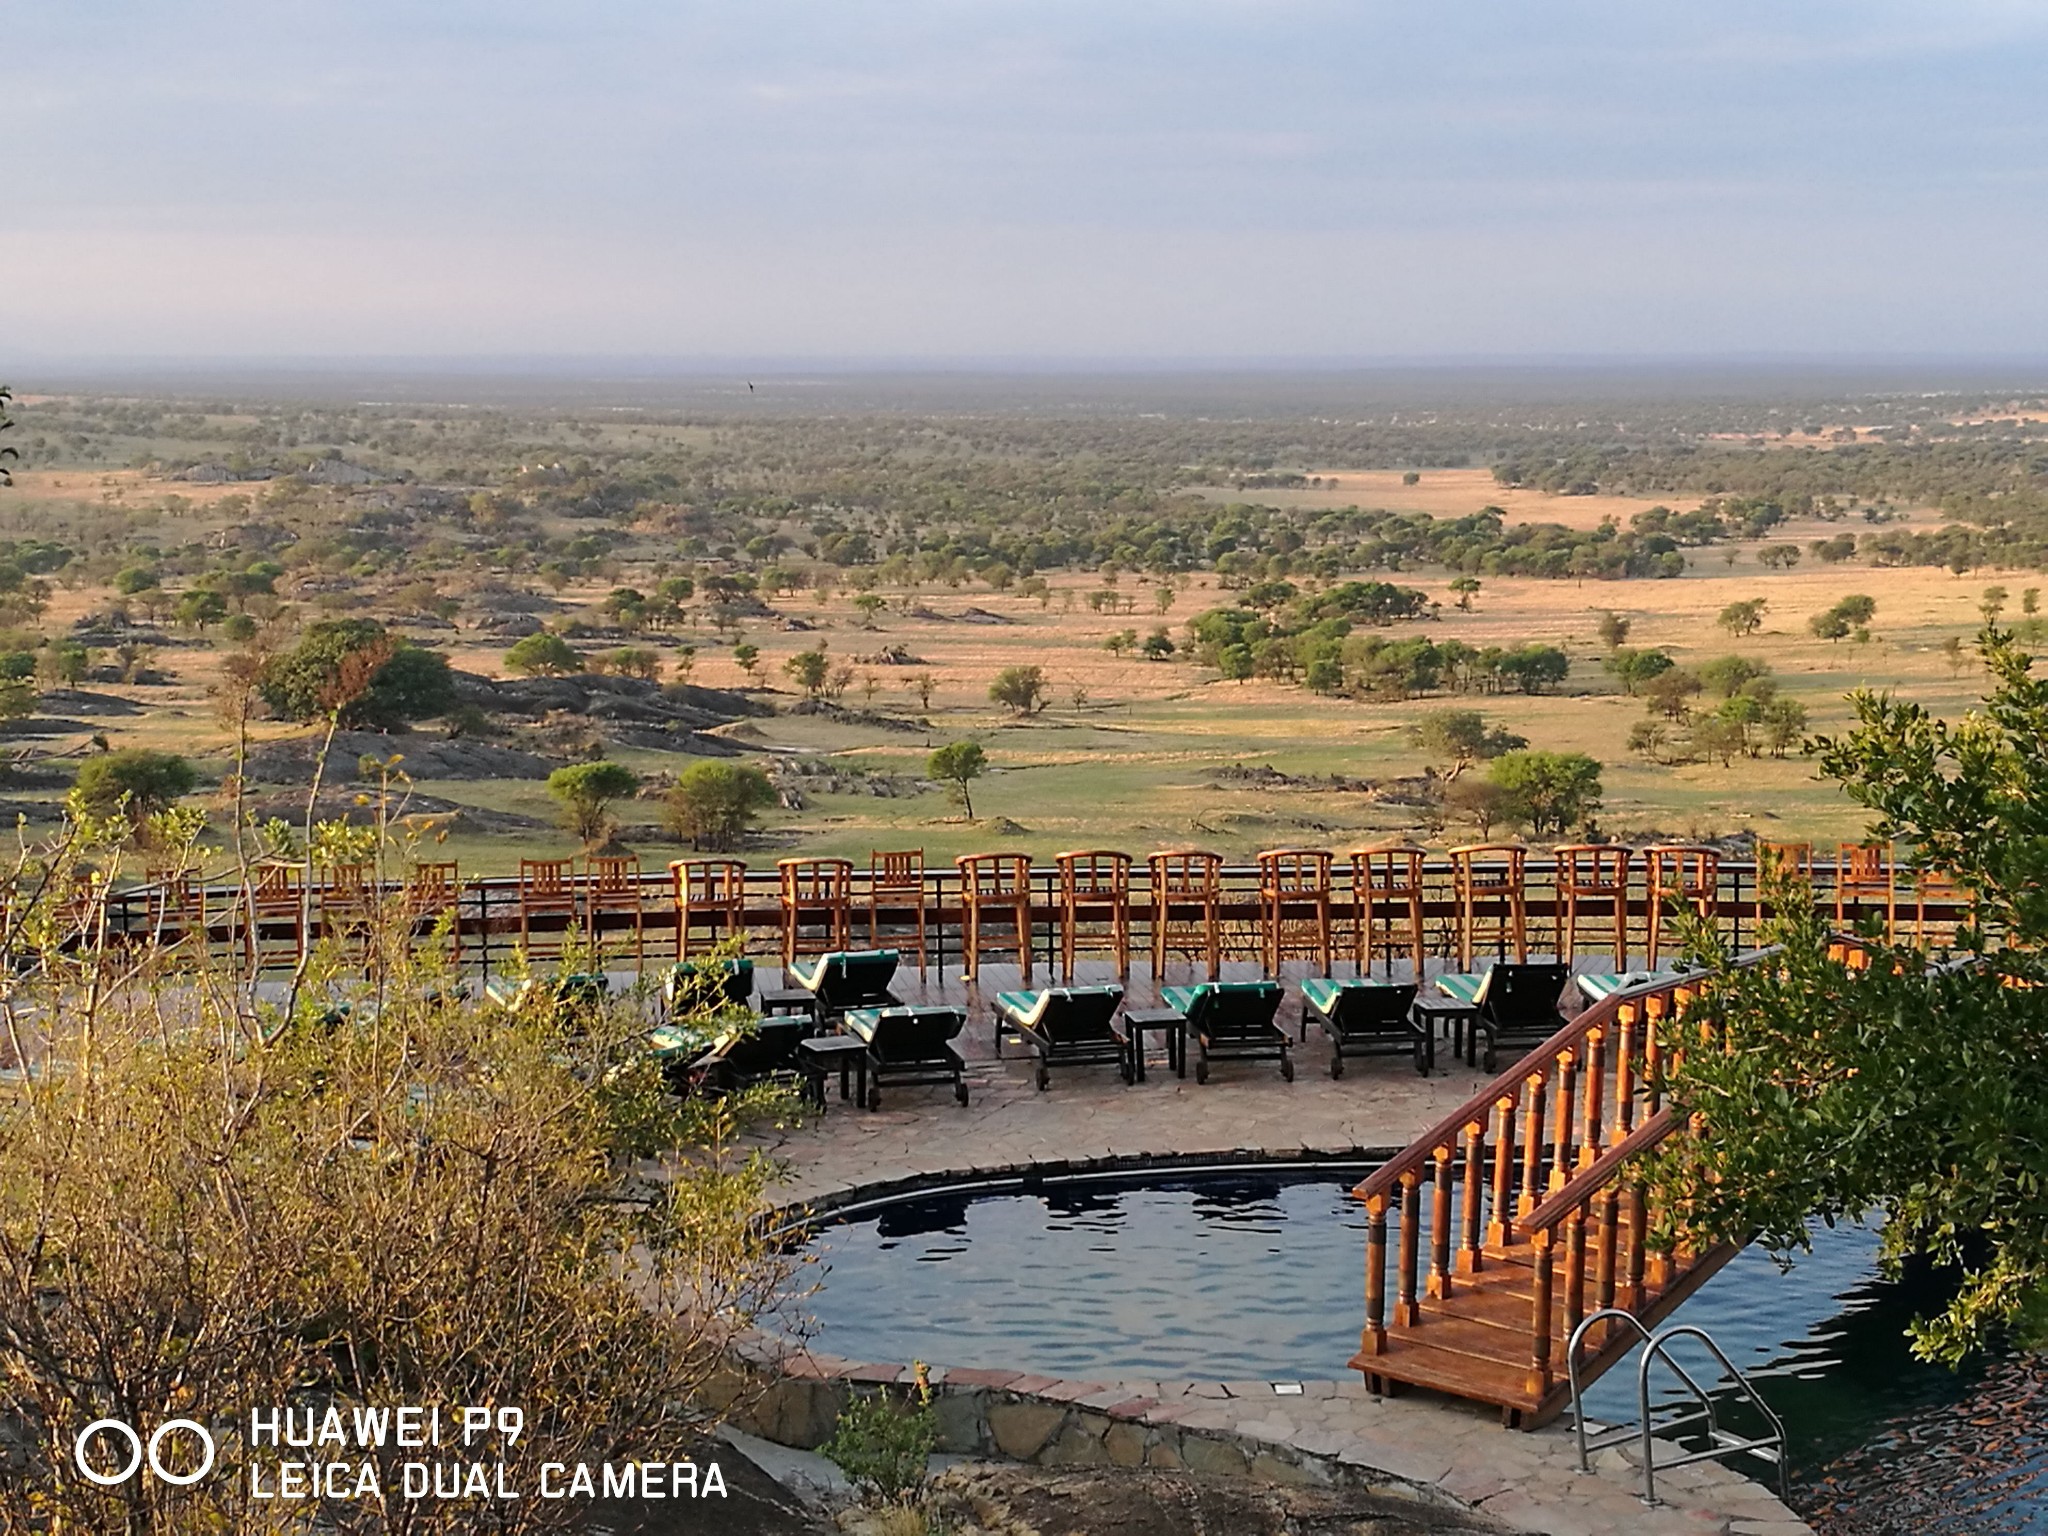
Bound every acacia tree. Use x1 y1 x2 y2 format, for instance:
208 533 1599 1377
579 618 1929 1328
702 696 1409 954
547 760 639 846
927 740 985 821
1654 630 2048 1363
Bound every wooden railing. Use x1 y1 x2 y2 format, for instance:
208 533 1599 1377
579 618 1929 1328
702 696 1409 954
1350 966 1719 1421
74 859 1962 979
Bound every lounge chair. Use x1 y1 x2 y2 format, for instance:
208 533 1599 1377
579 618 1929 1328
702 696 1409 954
840 1005 970 1108
1572 968 1679 1008
1160 981 1290 1084
1467 961 1573 1070
787 949 901 1021
1300 977 1425 1078
484 971 608 1016
993 985 1126 1090
673 1014 810 1096
664 957 756 1015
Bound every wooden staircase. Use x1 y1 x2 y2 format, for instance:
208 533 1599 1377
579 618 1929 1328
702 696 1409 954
1351 966 1746 1428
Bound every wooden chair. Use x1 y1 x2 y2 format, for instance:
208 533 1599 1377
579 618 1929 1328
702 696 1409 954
778 857 852 969
405 860 463 962
1148 849 1224 983
1055 850 1132 980
517 858 580 960
246 862 307 969
1835 842 1895 939
1554 844 1630 968
1756 840 1813 880
865 850 928 978
1350 845 1427 980
318 862 378 959
1448 844 1528 970
1644 845 1720 966
1911 866 1966 947
671 858 748 959
957 853 1034 984
1257 848 1333 976
142 866 206 951
586 854 646 966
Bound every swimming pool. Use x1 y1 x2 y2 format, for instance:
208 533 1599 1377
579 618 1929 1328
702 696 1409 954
802 1166 2044 1535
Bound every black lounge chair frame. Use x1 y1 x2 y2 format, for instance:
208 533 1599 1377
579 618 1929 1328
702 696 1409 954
684 1013 810 1096
1305 980 1427 1078
1166 984 1291 1085
994 987 1127 1091
1474 961 1574 1071
847 1006 970 1110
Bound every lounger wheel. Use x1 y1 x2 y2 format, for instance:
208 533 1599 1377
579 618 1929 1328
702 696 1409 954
865 1083 881 1111
1035 1064 1049 1092
1330 1051 1344 1080
1482 1048 1497 1073
1280 1052 1294 1083
955 1079 970 1106
1195 1056 1209 1085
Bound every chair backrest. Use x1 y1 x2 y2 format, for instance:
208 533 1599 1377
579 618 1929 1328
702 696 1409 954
322 863 375 905
1172 980 1282 1032
407 861 460 911
1837 842 1891 887
720 1016 808 1075
1350 845 1426 896
1554 844 1629 891
1040 985 1123 1039
251 863 303 911
1337 980 1419 1025
779 858 853 904
672 858 747 904
519 859 575 904
1449 844 1526 893
957 852 1031 897
1756 841 1812 879
819 949 901 1007
1056 850 1131 901
862 1006 966 1061
1645 844 1719 896
588 854 642 897
1475 962 1572 1026
869 849 925 893
1257 848 1332 895
1149 849 1223 899
669 957 756 1011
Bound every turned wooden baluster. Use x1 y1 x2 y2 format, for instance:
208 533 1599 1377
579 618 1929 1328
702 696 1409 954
1363 1193 1389 1353
1623 1180 1649 1308
1579 1026 1606 1170
1428 1144 1454 1298
1643 997 1666 1115
1613 1003 1638 1139
1594 1186 1619 1317
1564 1207 1588 1346
1396 1171 1422 1325
1550 1049 1578 1193
1487 1096 1516 1246
1518 1070 1547 1217
1527 1226 1556 1397
1458 1120 1485 1274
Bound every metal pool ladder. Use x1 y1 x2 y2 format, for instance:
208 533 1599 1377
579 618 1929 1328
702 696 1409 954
1566 1309 1790 1506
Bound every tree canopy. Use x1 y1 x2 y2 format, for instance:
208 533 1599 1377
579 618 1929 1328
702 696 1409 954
1656 630 2048 1363
259 620 455 728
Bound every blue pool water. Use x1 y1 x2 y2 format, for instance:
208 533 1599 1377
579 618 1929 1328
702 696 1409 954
804 1168 2045 1535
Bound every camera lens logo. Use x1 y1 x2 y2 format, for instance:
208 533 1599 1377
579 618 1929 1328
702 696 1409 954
75 1419 216 1487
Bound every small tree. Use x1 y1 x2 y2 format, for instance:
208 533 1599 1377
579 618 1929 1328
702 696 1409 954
664 760 775 851
1698 654 1771 699
784 647 830 698
505 632 582 677
853 593 887 628
732 642 761 684
173 589 228 633
71 749 198 824
1594 610 1631 650
1980 585 2009 623
989 664 1050 715
1604 647 1674 696
547 760 639 847
927 740 985 821
261 620 455 727
1488 749 1602 837
1443 776 1511 838
1717 598 1767 637
1448 577 1482 611
1409 709 1526 780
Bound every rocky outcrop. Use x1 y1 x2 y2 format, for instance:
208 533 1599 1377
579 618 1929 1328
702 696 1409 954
243 730 560 784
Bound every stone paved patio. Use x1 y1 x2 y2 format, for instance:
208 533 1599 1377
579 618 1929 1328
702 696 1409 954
742 957 1814 1536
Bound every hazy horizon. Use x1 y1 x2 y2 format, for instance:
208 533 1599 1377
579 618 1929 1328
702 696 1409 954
14 4 2048 362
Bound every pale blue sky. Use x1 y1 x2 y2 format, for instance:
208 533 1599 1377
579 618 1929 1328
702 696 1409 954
11 2 2048 360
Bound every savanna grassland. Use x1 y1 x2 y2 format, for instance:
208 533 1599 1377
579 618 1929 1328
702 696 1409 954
0 373 2043 874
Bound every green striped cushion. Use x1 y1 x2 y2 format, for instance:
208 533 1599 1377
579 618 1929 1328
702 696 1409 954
1434 972 1486 1004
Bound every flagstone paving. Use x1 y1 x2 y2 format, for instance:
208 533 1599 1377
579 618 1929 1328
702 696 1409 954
745 959 1815 1536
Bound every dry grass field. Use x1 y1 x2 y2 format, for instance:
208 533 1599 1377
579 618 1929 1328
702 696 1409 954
0 461 2021 875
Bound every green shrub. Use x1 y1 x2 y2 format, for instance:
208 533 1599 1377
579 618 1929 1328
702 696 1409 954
820 1367 937 1504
